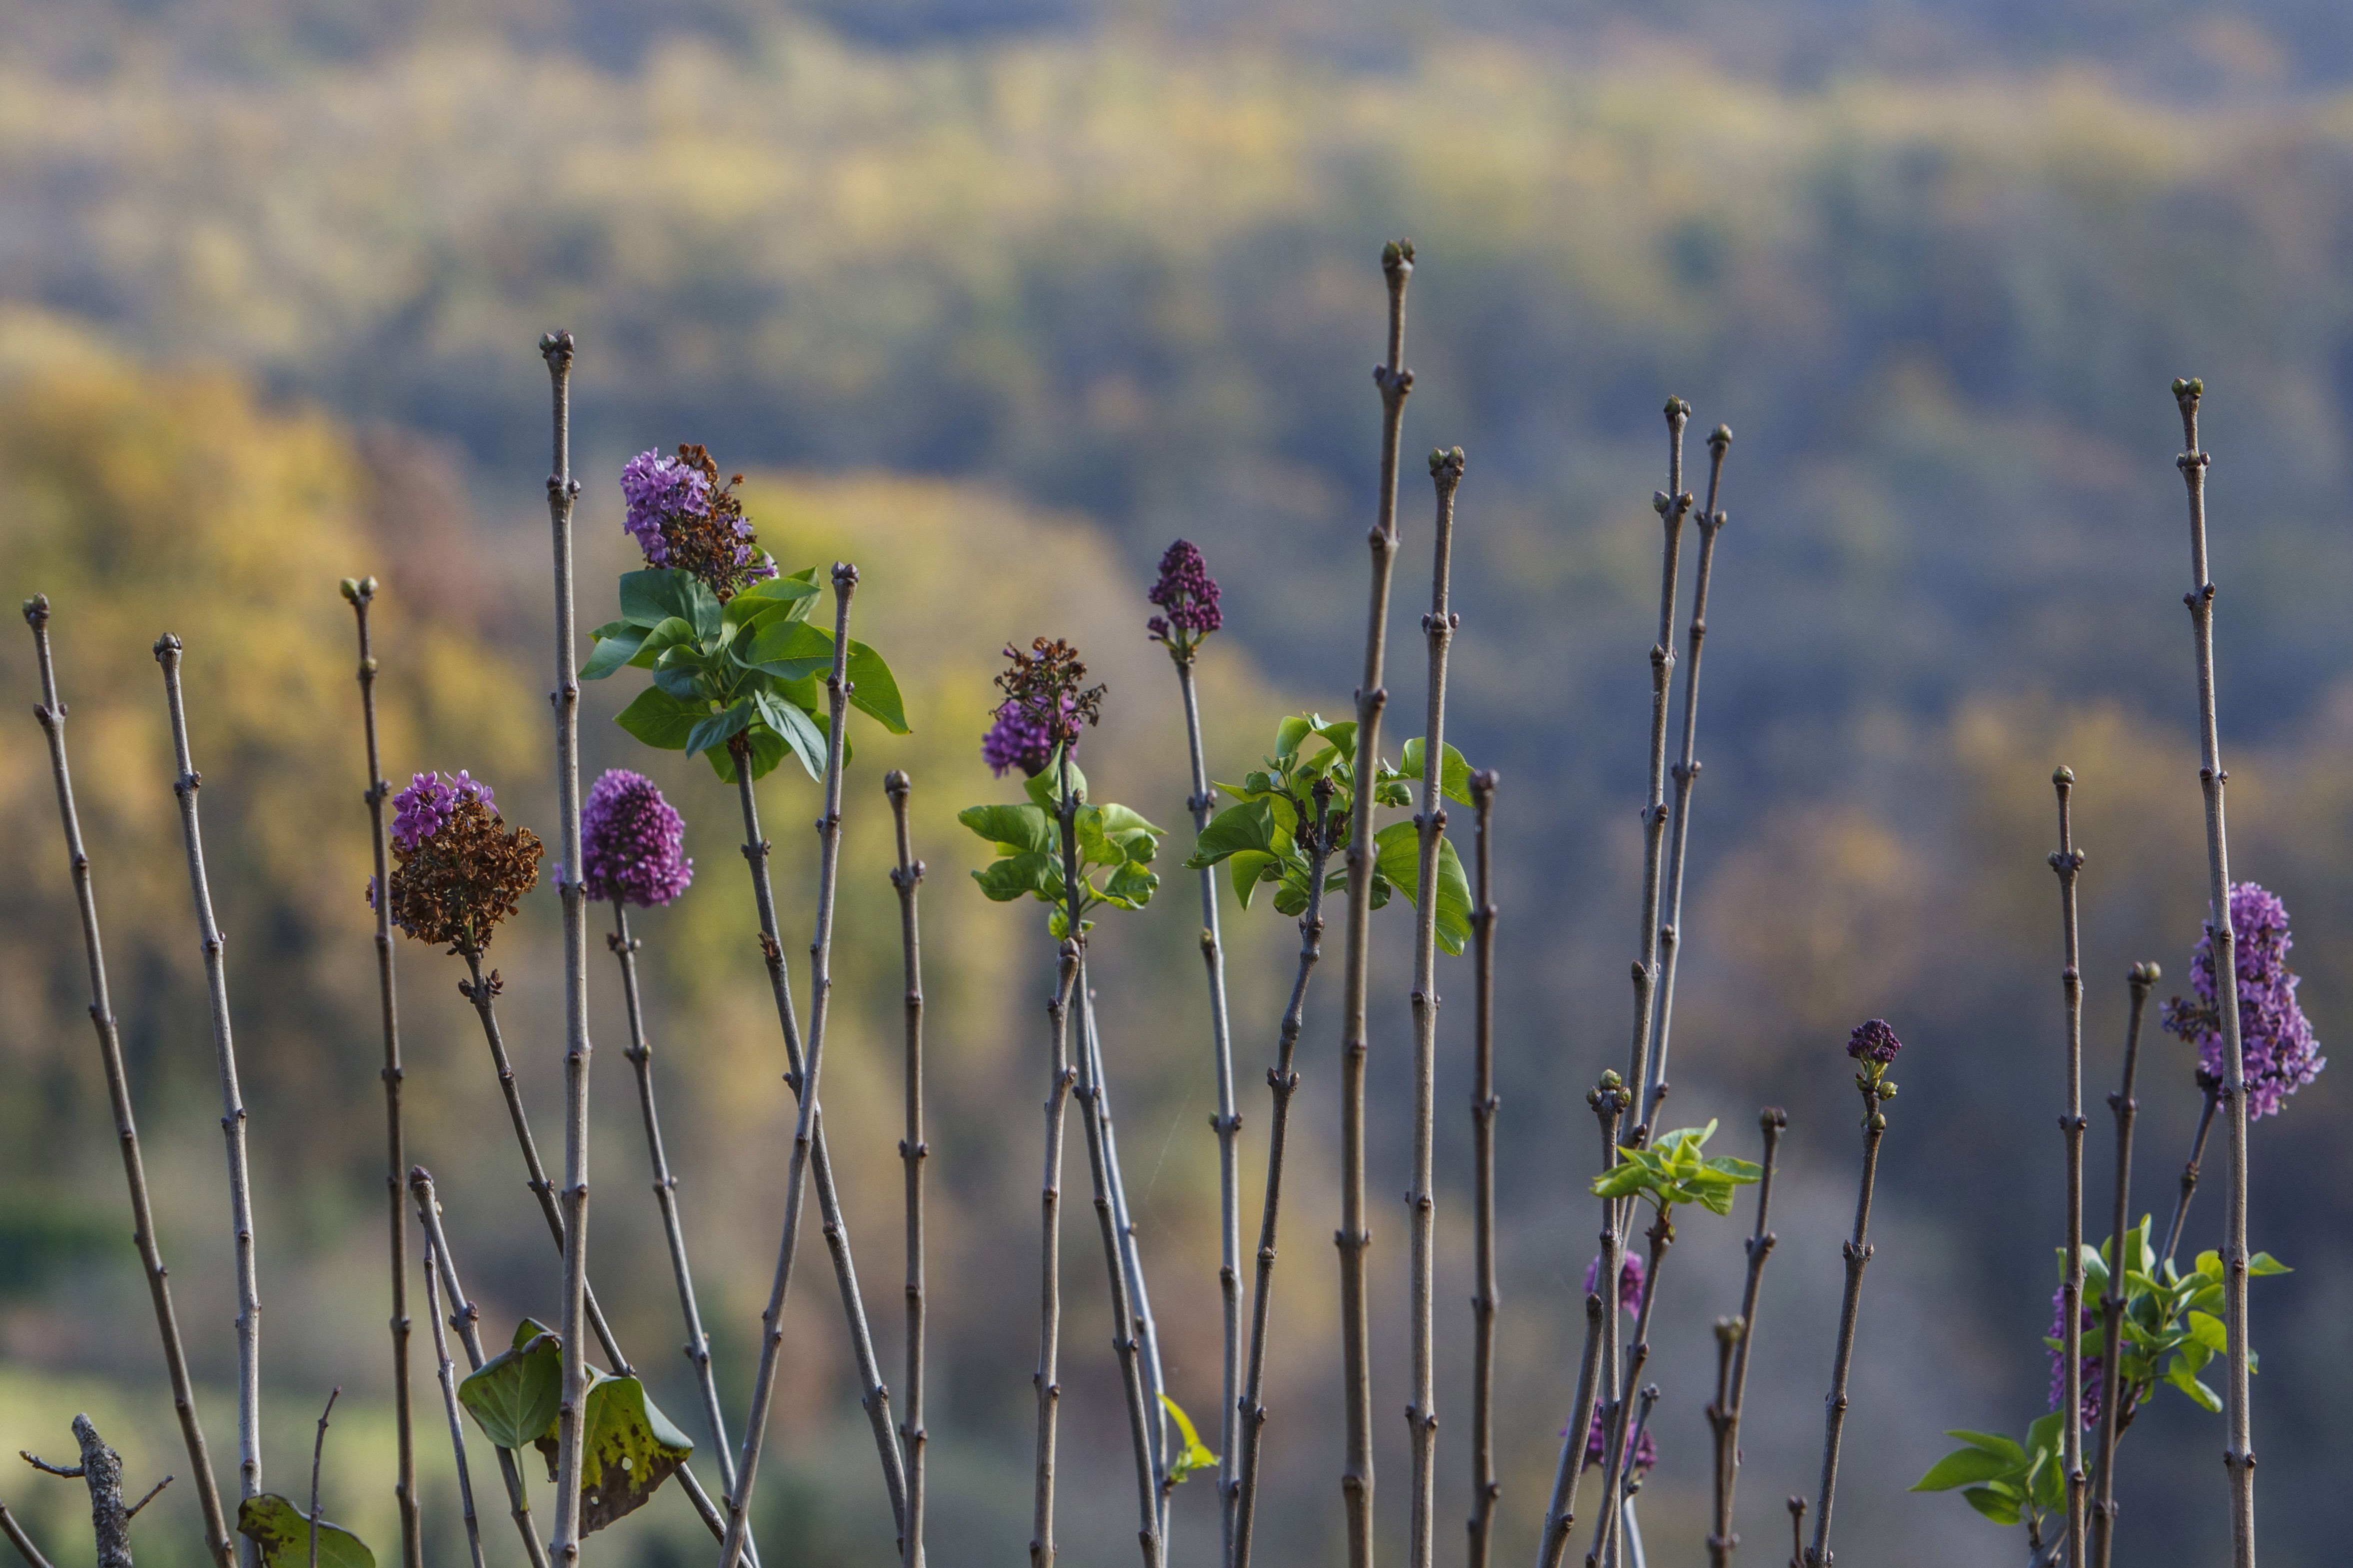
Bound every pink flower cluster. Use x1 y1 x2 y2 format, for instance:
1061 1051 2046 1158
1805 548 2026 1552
580 769 694 908
391 770 496 853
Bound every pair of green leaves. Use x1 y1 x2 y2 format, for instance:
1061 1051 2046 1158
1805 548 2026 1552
1588 1121 1762 1217
586 567 910 783
237 1497 373 1568
1914 1223 2292 1533
959 752 1164 938
1184 713 1476 953
1158 1394 1218 1487
456 1319 696 1533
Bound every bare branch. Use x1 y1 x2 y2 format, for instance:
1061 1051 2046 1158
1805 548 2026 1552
420 1243 488 1568
886 771 928 1568
0 1497 56 1568
1032 942 1080 1568
2050 769 2088 1566
1466 771 1500 1568
2090 963 2158 1568
308 1390 340 1568
1706 1109 1786 1568
1805 1073 1890 1567
1534 1075 1626 1568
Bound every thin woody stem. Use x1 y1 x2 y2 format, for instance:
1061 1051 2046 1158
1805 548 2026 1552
2090 964 2156 1568
448 966 746 1566
1806 1080 1888 1568
24 598 234 1568
1230 785 1334 1568
1407 446 1466 1568
1642 423 1732 1129
0 1495 53 1568
2158 1087 2220 1268
1465 771 1500 1568
1534 1079 1626 1568
1167 651 1242 1564
340 579 421 1568
1078 971 1172 1540
728 749 903 1549
724 566 885 1568
1032 943 1080 1568
154 635 264 1566
1340 236 1414 1568
1586 1215 1672 1568
408 1168 553 1568
538 329 592 1568
886 772 928 1568
609 900 738 1504
1626 400 1694 1137
2050 770 2088 1568
2172 377 2254 1568
1707 1109 1786 1568
26 1418 134 1568
420 1244 488 1568
307 1389 339 1568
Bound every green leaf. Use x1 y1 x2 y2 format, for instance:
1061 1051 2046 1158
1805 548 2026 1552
742 618 836 683
1960 1486 2023 1527
568 1375 694 1534
753 689 830 780
580 627 647 680
618 569 694 629
960 804 1055 856
1025 750 1088 811
1374 822 1476 954
1228 849 1280 909
728 572 821 618
2185 1311 2228 1355
1914 1445 2020 1492
1944 1430 2028 1468
1102 860 1159 908
458 1330 562 1450
650 646 712 702
237 1495 376 1568
614 686 706 752
1158 1394 1218 1486
1188 799 1280 868
2248 1252 2292 1276
1275 715 1314 761
1398 737 1475 805
846 640 911 734
709 725 789 785
684 698 755 759
974 852 1060 903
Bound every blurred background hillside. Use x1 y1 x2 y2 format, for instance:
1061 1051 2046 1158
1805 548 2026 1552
2 1 2352 1564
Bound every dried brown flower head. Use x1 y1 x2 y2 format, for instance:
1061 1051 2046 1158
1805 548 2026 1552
384 788 544 955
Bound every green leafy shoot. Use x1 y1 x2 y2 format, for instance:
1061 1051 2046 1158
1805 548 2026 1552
1916 1222 2292 1541
1158 1394 1218 1487
958 749 1164 938
237 1497 374 1568
1184 713 1478 950
586 566 910 783
1588 1121 1761 1218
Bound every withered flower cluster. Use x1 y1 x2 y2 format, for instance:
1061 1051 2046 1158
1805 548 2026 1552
379 771 544 955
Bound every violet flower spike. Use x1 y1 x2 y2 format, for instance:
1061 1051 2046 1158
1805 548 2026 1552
1146 537 1222 659
580 769 694 908
1581 1405 1656 1475
2047 1285 2102 1431
1582 1251 1646 1316
2162 881 2324 1120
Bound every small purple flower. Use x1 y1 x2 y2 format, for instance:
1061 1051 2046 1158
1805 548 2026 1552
2046 1286 2101 1431
581 770 694 908
618 444 777 600
2162 882 2324 1120
620 450 707 567
1580 1404 1656 1475
1582 1251 1646 1316
983 702 1056 778
392 770 495 853
1146 538 1222 655
1847 1018 1902 1067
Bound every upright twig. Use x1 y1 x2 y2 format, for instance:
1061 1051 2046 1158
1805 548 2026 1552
2090 964 2157 1568
307 1390 340 1568
1406 446 1466 1568
24 598 234 1568
1338 235 1415 1568
722 566 870 1568
1626 401 1695 1137
2158 1086 2220 1268
1642 423 1732 1129
1586 1209 1673 1568
1783 1500 1804 1568
1166 613 1242 1563
24 1417 139 1568
726 697 908 1553
420 1243 488 1568
1534 1077 1626 1568
340 576 423 1568
1230 779 1336 1568
536 330 593 1568
608 898 737 1506
2170 377 2255 1568
154 635 264 1563
1075 974 1172 1537
408 1168 553 1568
1464 770 1501 1568
1805 1058 1891 1567
0 1494 54 1568
1032 942 1081 1568
884 771 928 1568
1706 1109 1786 1568
2049 769 2088 1568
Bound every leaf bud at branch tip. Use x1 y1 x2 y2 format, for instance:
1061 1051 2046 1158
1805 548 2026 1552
340 577 362 603
2051 765 2074 785
22 593 48 626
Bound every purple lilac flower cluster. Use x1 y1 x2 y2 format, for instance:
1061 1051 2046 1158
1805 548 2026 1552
1145 537 1222 656
1582 1251 1647 1316
392 770 496 852
618 444 778 601
2162 881 2324 1120
1582 1405 1656 1475
984 638 1104 779
580 770 694 908
2046 1285 2102 1431
982 702 1056 779
1846 1018 1902 1066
